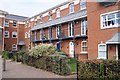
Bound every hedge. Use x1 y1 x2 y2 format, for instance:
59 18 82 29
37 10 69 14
78 60 120 80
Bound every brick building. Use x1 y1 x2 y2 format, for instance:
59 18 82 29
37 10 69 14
0 0 120 60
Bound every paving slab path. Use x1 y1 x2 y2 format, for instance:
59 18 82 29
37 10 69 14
2 60 76 79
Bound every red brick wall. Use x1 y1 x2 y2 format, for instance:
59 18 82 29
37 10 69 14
87 2 119 60
4 20 17 51
108 45 116 60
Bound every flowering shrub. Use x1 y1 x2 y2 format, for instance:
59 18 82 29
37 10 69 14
30 44 56 58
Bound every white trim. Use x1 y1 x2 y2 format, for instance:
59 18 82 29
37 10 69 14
97 43 107 59
69 3 74 14
80 52 88 54
106 42 120 44
17 22 25 24
12 31 17 38
100 10 120 29
116 45 118 60
4 31 9 38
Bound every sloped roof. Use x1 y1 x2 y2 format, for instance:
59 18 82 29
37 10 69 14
5 14 28 21
31 9 87 31
106 32 120 44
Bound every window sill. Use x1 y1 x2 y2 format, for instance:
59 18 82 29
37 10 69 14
97 57 106 60
80 52 88 54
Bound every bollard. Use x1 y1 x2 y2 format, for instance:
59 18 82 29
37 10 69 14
3 58 6 71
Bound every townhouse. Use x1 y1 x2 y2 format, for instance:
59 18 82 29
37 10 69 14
0 0 119 60
28 0 120 60
0 11 27 52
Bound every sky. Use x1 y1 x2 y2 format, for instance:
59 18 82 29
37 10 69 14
0 0 68 17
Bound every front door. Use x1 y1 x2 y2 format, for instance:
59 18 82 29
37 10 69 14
69 42 74 58
118 44 120 59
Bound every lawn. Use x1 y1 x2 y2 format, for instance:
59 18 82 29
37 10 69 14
69 58 77 73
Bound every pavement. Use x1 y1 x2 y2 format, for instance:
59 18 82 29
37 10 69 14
2 59 76 79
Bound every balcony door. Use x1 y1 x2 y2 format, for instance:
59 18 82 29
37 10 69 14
69 42 74 58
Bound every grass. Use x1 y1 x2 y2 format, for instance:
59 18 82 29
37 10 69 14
69 58 77 73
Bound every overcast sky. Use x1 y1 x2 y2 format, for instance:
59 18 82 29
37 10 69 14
0 0 68 17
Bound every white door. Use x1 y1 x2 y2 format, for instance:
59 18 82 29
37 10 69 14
69 42 74 58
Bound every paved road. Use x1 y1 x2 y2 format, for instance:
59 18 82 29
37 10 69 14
2 60 76 79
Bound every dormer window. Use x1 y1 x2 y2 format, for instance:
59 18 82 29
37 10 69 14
40 15 42 23
13 21 17 27
80 0 86 10
69 3 74 13
56 9 60 18
34 19 37 26
49 11 52 20
5 20 9 27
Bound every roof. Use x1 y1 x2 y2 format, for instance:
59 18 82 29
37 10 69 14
18 40 25 45
25 0 73 20
106 32 120 44
31 9 87 31
5 14 28 21
0 10 8 15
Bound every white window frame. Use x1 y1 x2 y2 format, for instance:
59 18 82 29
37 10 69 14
12 44 17 51
48 27 52 39
25 32 28 38
28 31 30 38
12 31 17 38
81 18 88 36
49 11 52 21
40 29 43 40
13 21 17 27
101 10 120 29
34 19 37 26
69 3 74 13
80 0 86 10
56 9 60 18
97 43 107 59
4 20 9 27
40 15 42 23
68 22 74 37
81 40 88 54
34 31 36 41
56 25 61 38
4 31 9 38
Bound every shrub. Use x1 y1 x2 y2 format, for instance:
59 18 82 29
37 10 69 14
30 44 56 58
2 50 9 59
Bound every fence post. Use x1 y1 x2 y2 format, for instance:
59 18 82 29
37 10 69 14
3 58 6 71
60 58 62 75
76 54 79 80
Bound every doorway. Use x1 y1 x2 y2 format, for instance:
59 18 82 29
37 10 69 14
69 42 74 58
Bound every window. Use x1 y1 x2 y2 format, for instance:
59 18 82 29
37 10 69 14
81 41 87 53
56 25 61 38
34 31 36 41
40 29 43 40
69 3 74 13
13 21 17 27
25 32 28 38
81 18 88 35
12 44 17 51
12 31 17 38
25 21 29 28
34 19 38 26
5 20 9 27
80 0 86 10
49 11 52 20
28 31 30 38
4 31 9 38
56 9 60 18
40 15 42 23
68 22 74 37
98 43 107 59
101 11 120 29
48 27 52 39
